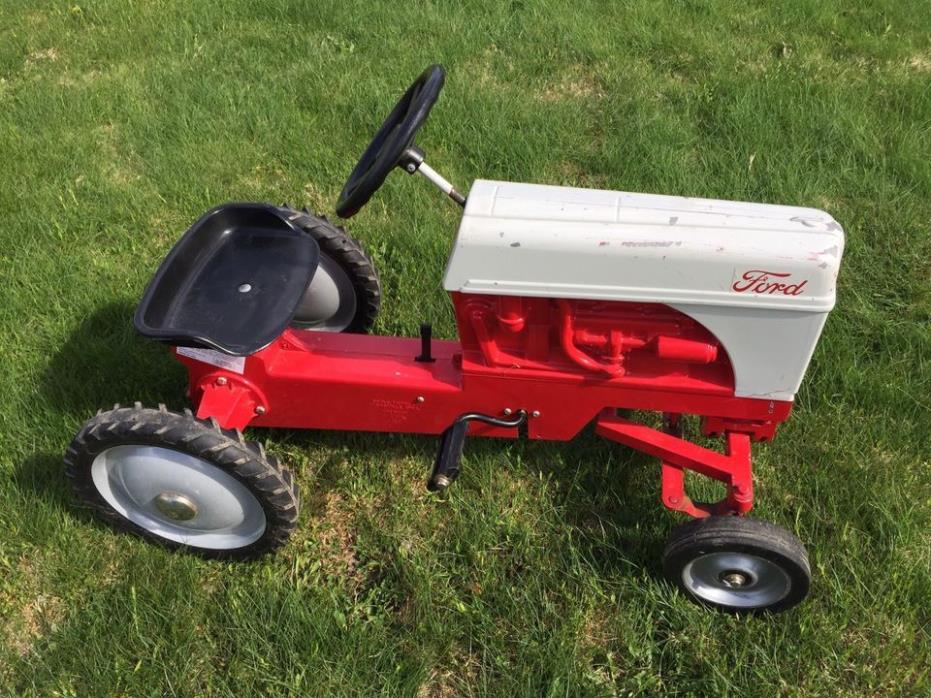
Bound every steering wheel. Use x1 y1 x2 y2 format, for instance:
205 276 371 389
335 65 445 218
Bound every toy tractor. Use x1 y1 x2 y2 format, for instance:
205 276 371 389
65 66 844 613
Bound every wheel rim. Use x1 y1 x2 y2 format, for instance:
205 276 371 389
291 254 358 331
682 551 792 609
91 445 266 550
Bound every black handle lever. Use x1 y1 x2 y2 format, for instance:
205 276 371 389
428 410 527 492
415 323 435 363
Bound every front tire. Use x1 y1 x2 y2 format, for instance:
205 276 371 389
65 404 299 560
662 516 811 613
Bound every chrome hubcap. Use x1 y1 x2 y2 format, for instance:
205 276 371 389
154 491 198 521
683 552 791 609
720 570 751 588
91 445 266 550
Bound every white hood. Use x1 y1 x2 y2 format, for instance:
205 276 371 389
444 179 843 312
444 180 845 401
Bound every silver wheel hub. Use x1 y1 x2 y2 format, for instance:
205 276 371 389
720 570 751 588
154 491 198 521
291 254 358 331
683 552 791 609
91 445 266 550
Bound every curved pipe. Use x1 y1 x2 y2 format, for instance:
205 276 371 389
556 300 624 376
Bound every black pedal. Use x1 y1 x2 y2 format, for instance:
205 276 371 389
428 410 527 492
429 420 469 491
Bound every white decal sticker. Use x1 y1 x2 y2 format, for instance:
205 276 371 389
176 347 246 374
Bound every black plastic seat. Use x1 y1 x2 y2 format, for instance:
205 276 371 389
135 204 320 355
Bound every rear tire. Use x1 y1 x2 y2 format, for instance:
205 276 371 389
283 206 381 333
662 516 811 613
65 404 299 560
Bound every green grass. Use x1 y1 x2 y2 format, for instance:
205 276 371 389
1 0 929 695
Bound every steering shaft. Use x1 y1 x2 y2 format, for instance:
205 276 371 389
399 147 466 208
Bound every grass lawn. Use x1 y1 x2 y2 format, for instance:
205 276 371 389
1 0 929 695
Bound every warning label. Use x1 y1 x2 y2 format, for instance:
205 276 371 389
175 347 246 374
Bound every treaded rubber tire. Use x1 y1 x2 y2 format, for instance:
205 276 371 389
64 403 299 560
662 516 811 613
281 205 381 333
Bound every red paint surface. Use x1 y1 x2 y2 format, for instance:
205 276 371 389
175 294 794 517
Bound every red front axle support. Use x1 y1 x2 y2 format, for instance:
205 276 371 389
595 413 753 517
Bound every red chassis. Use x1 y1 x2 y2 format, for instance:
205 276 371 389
178 293 792 519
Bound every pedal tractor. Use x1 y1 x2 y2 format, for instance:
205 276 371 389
66 66 844 613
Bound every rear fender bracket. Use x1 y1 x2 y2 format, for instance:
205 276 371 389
191 372 268 431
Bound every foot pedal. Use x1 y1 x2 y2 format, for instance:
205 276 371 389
430 420 469 491
428 410 527 492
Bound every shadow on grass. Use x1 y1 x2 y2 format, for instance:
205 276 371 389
520 429 670 576
4 451 108 553
33 300 672 581
11 452 74 513
270 422 669 578
39 300 188 420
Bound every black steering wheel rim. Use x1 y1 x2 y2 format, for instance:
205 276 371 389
335 65 445 218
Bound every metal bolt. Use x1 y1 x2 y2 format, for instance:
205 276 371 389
720 571 750 588
216 376 228 386
531 410 541 418
254 405 266 415
415 396 425 404
502 408 513 416
406 163 416 173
